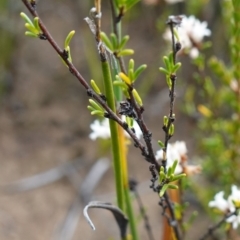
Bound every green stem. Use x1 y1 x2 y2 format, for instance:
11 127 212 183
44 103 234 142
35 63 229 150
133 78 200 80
102 59 138 240
101 60 125 211
118 125 139 240
124 187 139 240
105 4 138 238
110 0 139 237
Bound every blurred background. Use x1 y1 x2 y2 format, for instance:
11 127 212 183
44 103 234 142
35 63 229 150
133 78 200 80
0 0 234 239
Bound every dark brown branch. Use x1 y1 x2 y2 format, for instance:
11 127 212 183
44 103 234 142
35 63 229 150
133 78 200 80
21 0 149 161
164 192 182 240
161 19 178 170
159 17 182 240
128 90 159 169
108 0 159 171
199 210 237 240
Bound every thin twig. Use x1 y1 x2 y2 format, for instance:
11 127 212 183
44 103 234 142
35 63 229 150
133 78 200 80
199 210 237 240
129 90 158 168
108 0 159 171
94 0 101 40
109 0 159 170
162 19 178 170
159 16 182 240
164 192 182 240
21 0 156 168
130 179 155 240
94 0 106 59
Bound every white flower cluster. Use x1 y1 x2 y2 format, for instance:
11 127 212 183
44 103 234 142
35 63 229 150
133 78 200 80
89 117 142 140
155 141 187 174
163 15 211 59
155 141 201 175
209 186 240 229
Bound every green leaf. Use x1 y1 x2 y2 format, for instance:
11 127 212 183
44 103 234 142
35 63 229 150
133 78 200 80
171 160 178 174
110 33 118 50
134 64 147 81
20 12 34 27
169 123 174 135
167 184 178 189
100 32 114 51
163 56 171 71
171 173 186 181
118 49 134 56
33 17 41 32
172 62 181 73
168 52 174 66
159 170 166 183
159 184 169 197
128 59 134 72
128 69 134 82
113 80 128 90
158 140 165 148
91 110 104 116
167 166 172 177
89 99 103 111
119 35 130 50
119 72 131 85
132 89 143 106
87 105 95 112
25 23 38 34
159 67 170 75
163 116 168 126
90 79 101 94
64 30 75 49
25 31 38 38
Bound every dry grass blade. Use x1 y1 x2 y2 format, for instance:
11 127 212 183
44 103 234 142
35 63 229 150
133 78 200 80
83 201 128 238
2 157 84 193
80 158 110 204
53 198 82 240
53 158 110 240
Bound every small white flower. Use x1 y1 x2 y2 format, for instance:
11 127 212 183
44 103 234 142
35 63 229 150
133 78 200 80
181 15 211 43
226 214 240 229
208 191 229 213
163 15 211 58
228 185 240 212
89 117 142 141
209 186 240 229
165 0 184 4
173 141 187 156
89 119 111 140
155 141 187 174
